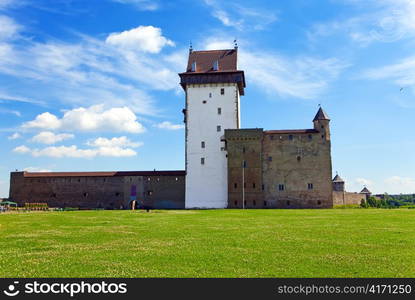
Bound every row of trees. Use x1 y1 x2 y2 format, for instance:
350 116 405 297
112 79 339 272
361 194 415 208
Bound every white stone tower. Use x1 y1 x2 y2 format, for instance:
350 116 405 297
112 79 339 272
179 46 246 208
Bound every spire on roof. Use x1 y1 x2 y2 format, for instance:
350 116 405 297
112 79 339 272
332 174 344 182
313 107 330 121
360 187 371 194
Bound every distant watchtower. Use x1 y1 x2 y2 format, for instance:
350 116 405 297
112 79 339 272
179 47 246 208
332 174 345 192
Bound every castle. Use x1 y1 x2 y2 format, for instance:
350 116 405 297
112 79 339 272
8 47 369 209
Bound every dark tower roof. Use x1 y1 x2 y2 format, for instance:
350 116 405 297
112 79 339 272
332 174 344 182
313 107 330 121
360 187 371 194
179 48 246 95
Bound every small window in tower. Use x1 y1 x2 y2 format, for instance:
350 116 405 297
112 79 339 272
317 200 321 205
213 60 219 71
217 125 221 132
278 184 285 191
262 184 264 191
209 93 212 98
242 147 245 153
220 88 225 95
148 191 153 196
115 192 120 196
244 182 246 188
201 141 205 148
217 107 221 115
234 200 237 206
253 200 256 206
201 157 205 165
289 135 293 140
297 156 301 162
287 200 290 206
321 125 325 129
175 177 178 181
234 183 237 189
83 192 89 197
253 183 256 189
203 100 207 104
308 183 314 190
268 156 272 162
191 61 197 72
264 201 267 206
308 134 312 140
321 135 325 139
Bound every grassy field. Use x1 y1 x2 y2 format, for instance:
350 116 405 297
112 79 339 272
0 209 414 277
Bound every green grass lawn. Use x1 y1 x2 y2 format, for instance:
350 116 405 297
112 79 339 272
0 209 414 277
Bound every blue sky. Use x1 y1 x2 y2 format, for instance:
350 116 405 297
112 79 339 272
0 0 414 197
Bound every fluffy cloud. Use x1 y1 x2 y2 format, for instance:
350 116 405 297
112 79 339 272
23 105 145 133
106 26 175 53
31 131 74 144
7 132 21 140
87 136 142 148
23 112 61 130
13 135 142 158
110 0 159 11
13 144 137 158
155 121 184 130
0 15 20 41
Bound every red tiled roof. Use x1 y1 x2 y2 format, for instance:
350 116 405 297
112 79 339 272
264 129 319 134
179 49 246 95
184 49 237 73
23 171 185 178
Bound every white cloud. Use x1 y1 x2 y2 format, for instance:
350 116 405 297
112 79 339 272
23 166 52 172
110 0 159 11
23 112 61 130
0 18 179 115
0 107 20 116
0 92 44 105
362 56 415 86
308 0 415 46
202 38 347 99
355 177 373 187
0 0 21 10
155 121 184 130
106 26 174 53
13 145 30 154
22 105 145 133
87 136 143 148
7 132 21 140
203 0 277 31
384 176 415 194
31 131 74 144
13 144 137 158
0 15 20 41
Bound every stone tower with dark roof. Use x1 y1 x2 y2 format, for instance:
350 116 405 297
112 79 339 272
332 174 345 192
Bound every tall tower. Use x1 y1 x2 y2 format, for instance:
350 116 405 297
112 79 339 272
179 47 246 208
